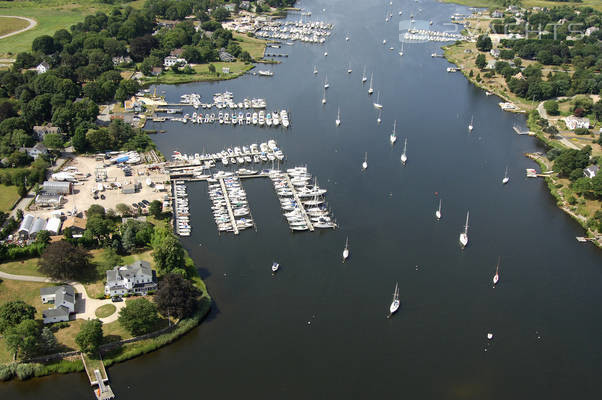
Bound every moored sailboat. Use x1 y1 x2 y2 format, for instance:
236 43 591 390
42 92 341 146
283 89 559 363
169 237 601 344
368 73 374 95
362 152 368 170
459 211 469 248
493 257 500 286
502 166 509 184
468 115 474 132
362 66 367 83
373 91 383 109
272 261 280 273
435 198 442 220
342 237 349 261
335 107 341 126
389 282 400 315
390 120 397 144
400 138 407 165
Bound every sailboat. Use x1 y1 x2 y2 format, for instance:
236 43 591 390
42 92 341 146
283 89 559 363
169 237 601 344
435 198 442 220
342 237 349 261
459 211 469 248
400 138 407 165
345 33 350 41
389 282 400 315
324 48 328 57
390 120 397 144
377 109 382 124
368 73 374 95
362 152 368 170
502 167 509 184
493 257 500 286
347 62 352 74
362 66 367 83
272 261 279 273
399 41 404 56
335 107 341 126
322 87 327 104
313 65 318 75
324 74 329 89
468 115 474 132
373 91 383 109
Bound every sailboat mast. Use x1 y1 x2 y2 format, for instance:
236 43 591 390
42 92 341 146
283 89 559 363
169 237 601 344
438 199 441 213
465 211 470 233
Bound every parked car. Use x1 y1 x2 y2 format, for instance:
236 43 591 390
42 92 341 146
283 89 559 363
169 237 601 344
111 296 123 302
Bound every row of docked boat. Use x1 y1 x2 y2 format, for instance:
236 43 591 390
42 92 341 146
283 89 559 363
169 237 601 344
181 110 290 127
172 140 285 167
269 167 337 231
208 172 254 233
254 20 333 44
178 91 267 110
173 181 191 236
402 29 464 42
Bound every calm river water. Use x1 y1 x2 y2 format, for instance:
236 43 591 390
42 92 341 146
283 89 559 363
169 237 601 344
2 0 601 398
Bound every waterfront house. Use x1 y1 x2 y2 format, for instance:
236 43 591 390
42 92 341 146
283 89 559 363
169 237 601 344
584 165 599 179
33 124 61 141
36 61 50 74
164 56 188 67
105 260 157 297
112 56 133 66
564 116 590 130
40 285 75 324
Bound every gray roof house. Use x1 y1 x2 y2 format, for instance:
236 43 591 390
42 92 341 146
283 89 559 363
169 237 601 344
41 285 75 324
33 125 61 141
21 143 48 159
584 165 599 179
105 260 157 297
219 48 235 62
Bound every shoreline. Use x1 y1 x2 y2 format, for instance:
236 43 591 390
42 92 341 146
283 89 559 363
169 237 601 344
442 25 602 248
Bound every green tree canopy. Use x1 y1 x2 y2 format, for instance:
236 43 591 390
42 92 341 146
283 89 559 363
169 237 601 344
38 240 93 281
76 319 103 354
4 319 42 359
155 273 201 320
0 300 36 334
118 298 159 336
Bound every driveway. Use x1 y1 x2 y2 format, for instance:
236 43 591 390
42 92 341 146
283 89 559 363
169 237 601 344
0 271 124 323
0 16 37 40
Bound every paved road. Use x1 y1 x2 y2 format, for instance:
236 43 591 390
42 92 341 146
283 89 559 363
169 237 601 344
0 16 37 40
537 100 582 151
0 271 124 323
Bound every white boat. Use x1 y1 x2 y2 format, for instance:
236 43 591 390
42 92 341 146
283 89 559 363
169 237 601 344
383 39 387 44
313 65 318 74
468 115 474 132
459 211 469 248
322 87 326 104
324 48 328 57
390 120 397 144
389 282 400 315
347 62 352 74
368 73 374 95
362 66 367 83
377 109 382 124
335 107 341 126
502 166 509 184
342 237 349 261
435 198 442 220
400 138 407 165
493 257 500 286
272 261 279 273
362 152 368 170
324 74 329 89
373 91 383 109
399 41 404 56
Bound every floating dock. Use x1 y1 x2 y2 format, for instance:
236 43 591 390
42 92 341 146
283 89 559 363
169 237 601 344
81 353 115 400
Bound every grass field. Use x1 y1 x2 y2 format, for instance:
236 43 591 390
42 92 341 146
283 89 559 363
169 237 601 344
440 0 602 12
0 258 44 277
0 184 19 212
233 32 267 60
142 61 254 85
0 1 145 56
95 304 116 318
0 16 30 37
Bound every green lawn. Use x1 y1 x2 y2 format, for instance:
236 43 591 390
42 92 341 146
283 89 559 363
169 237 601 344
95 304 116 318
0 0 145 56
0 258 44 277
0 184 19 212
0 16 30 37
142 61 254 85
440 0 602 11
233 32 266 60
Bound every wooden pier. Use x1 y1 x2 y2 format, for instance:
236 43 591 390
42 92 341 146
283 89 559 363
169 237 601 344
284 174 314 232
81 353 115 400
218 178 239 235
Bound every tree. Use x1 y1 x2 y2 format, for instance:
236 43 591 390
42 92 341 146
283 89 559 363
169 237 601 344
155 273 201 320
72 126 88 152
208 63 216 74
87 204 106 218
86 215 111 242
118 298 159 336
152 231 185 274
212 7 230 21
4 319 42 359
0 300 36 334
32 35 56 54
43 133 64 149
76 319 103 354
116 203 132 216
475 54 486 69
35 230 51 245
476 35 492 52
38 240 93 281
149 200 162 218
544 100 559 116
39 326 58 354
17 185 28 198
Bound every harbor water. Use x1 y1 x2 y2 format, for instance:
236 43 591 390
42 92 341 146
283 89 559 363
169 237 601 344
2 0 601 398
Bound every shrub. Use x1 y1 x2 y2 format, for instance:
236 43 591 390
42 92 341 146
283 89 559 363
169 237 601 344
0 364 16 381
16 363 36 380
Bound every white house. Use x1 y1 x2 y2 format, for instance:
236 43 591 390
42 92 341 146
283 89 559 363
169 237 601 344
21 143 48 159
584 165 599 179
564 116 590 130
163 56 187 67
105 260 157 297
36 61 50 74
40 285 75 324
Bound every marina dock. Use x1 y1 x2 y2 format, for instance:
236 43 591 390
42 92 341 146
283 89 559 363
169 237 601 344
81 353 115 400
219 177 239 235
284 174 314 232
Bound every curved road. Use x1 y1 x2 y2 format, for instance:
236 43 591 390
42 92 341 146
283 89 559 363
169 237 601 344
0 16 37 40
0 271 124 323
